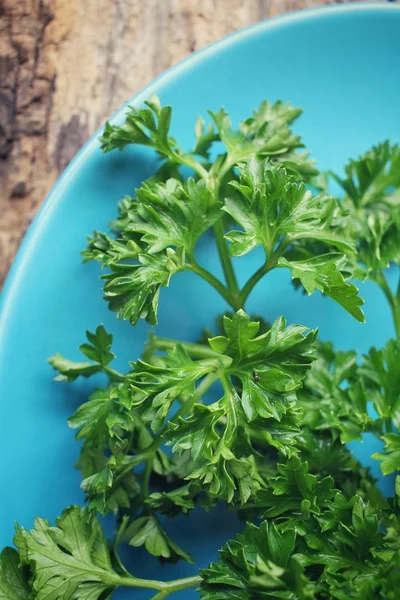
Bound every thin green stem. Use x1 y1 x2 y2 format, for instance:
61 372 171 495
208 169 240 303
148 336 221 360
142 459 152 498
112 573 202 595
238 238 291 306
376 271 400 338
170 150 209 180
386 418 393 434
396 271 400 300
239 259 271 306
104 365 126 382
186 259 237 309
213 219 241 306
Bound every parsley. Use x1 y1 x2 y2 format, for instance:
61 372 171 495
3 97 400 599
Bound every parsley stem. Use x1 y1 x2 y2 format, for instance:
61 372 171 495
375 271 400 338
187 258 237 309
142 459 153 498
163 372 219 427
239 259 271 305
213 220 241 306
112 573 202 595
149 336 221 359
103 365 126 382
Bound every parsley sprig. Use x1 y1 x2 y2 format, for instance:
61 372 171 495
2 97 400 599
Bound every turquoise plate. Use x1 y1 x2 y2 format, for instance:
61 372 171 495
1 4 399 597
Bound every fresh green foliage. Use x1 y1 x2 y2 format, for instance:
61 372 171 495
117 514 194 563
4 98 400 599
330 142 400 335
373 433 400 475
14 506 120 600
87 98 364 325
136 310 316 502
223 159 364 320
224 159 353 256
201 473 400 599
278 254 364 321
48 325 119 382
0 548 30 600
360 338 400 426
201 521 312 600
331 141 400 209
298 341 374 444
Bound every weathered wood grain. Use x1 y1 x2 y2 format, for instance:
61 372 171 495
0 0 392 283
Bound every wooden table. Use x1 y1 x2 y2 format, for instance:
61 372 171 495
0 0 394 284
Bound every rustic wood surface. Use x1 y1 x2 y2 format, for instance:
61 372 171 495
0 0 394 284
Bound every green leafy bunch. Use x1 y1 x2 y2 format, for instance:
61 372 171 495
2 97 400 600
84 95 364 326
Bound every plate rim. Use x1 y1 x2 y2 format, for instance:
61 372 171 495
1 1 399 336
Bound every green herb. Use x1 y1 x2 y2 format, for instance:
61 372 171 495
2 97 400 599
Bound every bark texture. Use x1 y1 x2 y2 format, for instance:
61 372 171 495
0 0 391 283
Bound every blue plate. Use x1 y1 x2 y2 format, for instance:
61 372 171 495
1 4 399 597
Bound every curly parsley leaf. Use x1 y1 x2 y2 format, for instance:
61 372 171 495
82 229 141 266
209 99 317 178
256 456 336 521
331 142 400 285
193 116 219 158
77 447 140 514
278 254 365 322
164 311 316 502
122 177 221 256
352 211 400 280
83 177 221 325
0 548 30 600
131 344 211 432
117 515 194 563
224 159 351 257
360 338 400 426
145 485 195 518
68 386 134 448
372 433 400 476
332 141 400 208
100 95 209 178
48 325 117 382
299 342 373 443
102 247 185 325
201 521 313 600
14 506 123 600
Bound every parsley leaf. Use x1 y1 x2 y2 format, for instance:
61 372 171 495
279 254 365 321
164 311 316 501
299 342 373 443
68 386 134 447
224 159 351 257
48 325 118 382
201 521 313 600
372 433 400 475
102 247 185 325
210 99 317 178
117 515 194 563
14 506 121 600
360 338 400 426
0 548 30 600
145 485 195 517
122 177 221 256
332 141 400 208
100 95 208 177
